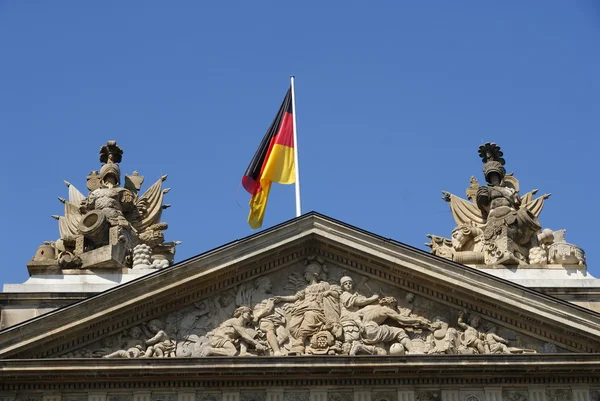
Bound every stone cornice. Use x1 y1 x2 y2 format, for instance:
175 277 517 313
1 354 600 389
0 293 90 305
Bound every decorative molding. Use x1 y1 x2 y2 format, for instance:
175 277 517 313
0 390 596 401
133 394 150 401
284 393 308 401
2 216 600 362
88 392 106 401
573 390 590 401
309 392 327 401
266 391 284 401
484 389 502 401
441 391 459 401
397 392 414 401
222 393 239 401
178 394 194 401
528 389 546 401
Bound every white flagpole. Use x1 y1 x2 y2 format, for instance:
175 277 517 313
290 76 302 217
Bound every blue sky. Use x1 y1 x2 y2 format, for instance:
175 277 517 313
1 2 599 286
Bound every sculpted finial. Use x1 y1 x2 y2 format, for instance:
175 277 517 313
99 140 123 164
478 142 505 165
426 142 585 268
29 141 179 273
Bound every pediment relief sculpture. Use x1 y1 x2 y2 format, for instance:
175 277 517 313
29 141 180 272
60 257 554 359
426 142 585 267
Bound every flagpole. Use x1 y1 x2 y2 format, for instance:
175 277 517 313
290 76 302 217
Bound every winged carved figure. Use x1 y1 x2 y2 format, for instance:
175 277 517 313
441 177 550 227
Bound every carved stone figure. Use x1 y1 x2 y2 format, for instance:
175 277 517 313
484 325 536 354
273 257 341 354
426 316 459 354
457 311 486 354
340 276 380 314
237 277 274 308
475 143 543 264
398 292 416 317
209 290 238 325
238 277 288 356
484 324 510 354
176 303 212 340
426 142 585 267
31 141 179 271
349 297 429 356
142 319 175 357
339 276 380 349
103 326 145 358
202 306 266 356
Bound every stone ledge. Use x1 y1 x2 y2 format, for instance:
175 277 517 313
1 354 600 385
3 269 158 293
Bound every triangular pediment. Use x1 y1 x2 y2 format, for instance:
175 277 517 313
1 212 600 360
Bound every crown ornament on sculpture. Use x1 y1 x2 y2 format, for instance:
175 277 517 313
426 142 585 267
30 140 180 273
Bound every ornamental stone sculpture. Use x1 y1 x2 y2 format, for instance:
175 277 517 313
201 306 266 357
348 296 429 356
426 316 459 354
272 257 342 355
29 140 179 272
72 258 545 359
426 142 585 267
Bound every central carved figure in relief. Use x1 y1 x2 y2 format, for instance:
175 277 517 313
271 258 341 355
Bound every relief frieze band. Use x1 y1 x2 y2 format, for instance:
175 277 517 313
60 257 552 359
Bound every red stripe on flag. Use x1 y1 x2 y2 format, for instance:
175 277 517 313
273 112 294 148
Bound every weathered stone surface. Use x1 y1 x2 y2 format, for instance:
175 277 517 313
3 214 600 361
427 143 585 268
284 394 308 401
28 141 179 273
372 393 396 401
53 255 550 358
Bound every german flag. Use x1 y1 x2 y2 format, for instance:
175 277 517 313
242 88 295 229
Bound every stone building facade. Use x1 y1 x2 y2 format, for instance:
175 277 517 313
1 142 599 401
